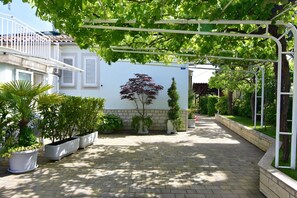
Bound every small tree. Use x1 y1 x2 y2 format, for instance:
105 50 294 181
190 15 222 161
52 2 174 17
120 73 163 131
167 78 181 129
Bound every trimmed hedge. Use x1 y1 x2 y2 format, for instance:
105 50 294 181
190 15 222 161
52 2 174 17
207 96 218 116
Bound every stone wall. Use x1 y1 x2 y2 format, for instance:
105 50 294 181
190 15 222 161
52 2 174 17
104 109 187 131
215 114 273 151
258 143 297 198
215 114 297 198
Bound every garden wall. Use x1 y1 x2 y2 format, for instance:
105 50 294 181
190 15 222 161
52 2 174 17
105 109 187 131
215 114 273 151
215 114 297 198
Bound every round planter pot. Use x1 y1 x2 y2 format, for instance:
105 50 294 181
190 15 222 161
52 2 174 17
188 119 196 128
137 121 149 134
8 149 38 173
167 120 177 134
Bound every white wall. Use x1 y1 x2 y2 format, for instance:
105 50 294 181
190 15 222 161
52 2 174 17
59 45 188 110
0 63 14 83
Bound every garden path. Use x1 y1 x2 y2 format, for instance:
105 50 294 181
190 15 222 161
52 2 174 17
0 116 265 198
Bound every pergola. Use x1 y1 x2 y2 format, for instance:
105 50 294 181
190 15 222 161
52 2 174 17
82 19 297 170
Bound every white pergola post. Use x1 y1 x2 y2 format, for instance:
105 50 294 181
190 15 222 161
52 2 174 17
254 71 258 129
289 24 297 169
83 20 296 169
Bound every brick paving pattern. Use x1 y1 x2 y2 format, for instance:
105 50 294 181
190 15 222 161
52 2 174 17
0 116 265 197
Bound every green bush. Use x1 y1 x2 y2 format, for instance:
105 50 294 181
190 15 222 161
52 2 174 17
59 96 82 138
216 96 228 115
38 95 104 142
131 116 152 132
0 99 18 147
98 114 123 133
167 78 181 129
233 94 252 118
77 97 104 135
199 96 208 115
38 102 65 143
207 95 218 116
265 102 276 125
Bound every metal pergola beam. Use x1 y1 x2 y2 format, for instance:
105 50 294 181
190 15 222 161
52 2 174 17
82 20 297 170
84 19 285 25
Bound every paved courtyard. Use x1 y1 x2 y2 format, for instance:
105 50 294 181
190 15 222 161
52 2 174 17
0 116 265 198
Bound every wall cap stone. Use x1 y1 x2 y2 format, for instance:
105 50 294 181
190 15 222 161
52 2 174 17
258 142 297 192
215 114 297 196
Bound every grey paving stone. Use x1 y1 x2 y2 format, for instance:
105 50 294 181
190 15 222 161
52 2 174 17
0 116 265 198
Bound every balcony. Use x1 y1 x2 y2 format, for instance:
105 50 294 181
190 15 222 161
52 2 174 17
0 13 51 59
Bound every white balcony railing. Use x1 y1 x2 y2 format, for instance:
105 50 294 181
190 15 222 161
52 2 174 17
0 13 51 59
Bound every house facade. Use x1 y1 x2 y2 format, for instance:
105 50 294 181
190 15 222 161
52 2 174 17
48 34 189 130
0 13 189 131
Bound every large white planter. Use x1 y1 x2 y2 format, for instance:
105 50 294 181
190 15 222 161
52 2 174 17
138 121 149 134
8 149 38 173
77 131 98 149
188 119 196 128
44 137 79 160
167 120 177 134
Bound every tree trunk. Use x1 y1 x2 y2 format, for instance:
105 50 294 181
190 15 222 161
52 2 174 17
227 90 233 115
270 26 291 162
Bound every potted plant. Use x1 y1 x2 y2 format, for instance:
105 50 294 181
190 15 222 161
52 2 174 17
98 114 123 133
120 73 163 134
0 98 18 149
0 80 53 173
167 78 182 134
188 90 196 128
76 97 104 148
38 96 81 160
131 115 153 134
188 110 196 128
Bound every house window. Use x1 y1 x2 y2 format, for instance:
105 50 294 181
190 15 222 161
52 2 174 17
16 69 33 83
61 57 75 87
83 57 98 87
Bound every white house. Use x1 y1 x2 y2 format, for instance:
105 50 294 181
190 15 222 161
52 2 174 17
47 33 189 130
0 13 189 131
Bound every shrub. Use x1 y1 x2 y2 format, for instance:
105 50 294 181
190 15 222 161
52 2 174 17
216 96 228 115
38 95 104 142
265 101 276 125
59 96 82 138
167 78 181 129
199 96 208 115
0 99 18 147
131 116 152 132
38 100 65 143
207 95 218 116
98 114 123 133
77 97 104 135
233 94 252 118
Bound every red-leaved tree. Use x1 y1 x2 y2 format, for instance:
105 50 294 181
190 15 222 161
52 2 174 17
120 73 163 122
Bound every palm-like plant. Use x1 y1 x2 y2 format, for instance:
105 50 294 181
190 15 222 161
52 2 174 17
0 80 53 147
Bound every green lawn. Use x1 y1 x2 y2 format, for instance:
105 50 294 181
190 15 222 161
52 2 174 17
224 115 297 180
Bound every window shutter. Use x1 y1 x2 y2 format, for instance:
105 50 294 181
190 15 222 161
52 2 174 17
63 70 73 83
62 57 75 86
86 59 96 84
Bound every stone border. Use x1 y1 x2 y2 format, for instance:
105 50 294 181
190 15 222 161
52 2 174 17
215 114 297 198
215 114 273 151
104 109 187 131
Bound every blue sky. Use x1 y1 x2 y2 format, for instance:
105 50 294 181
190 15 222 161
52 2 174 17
0 0 52 31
